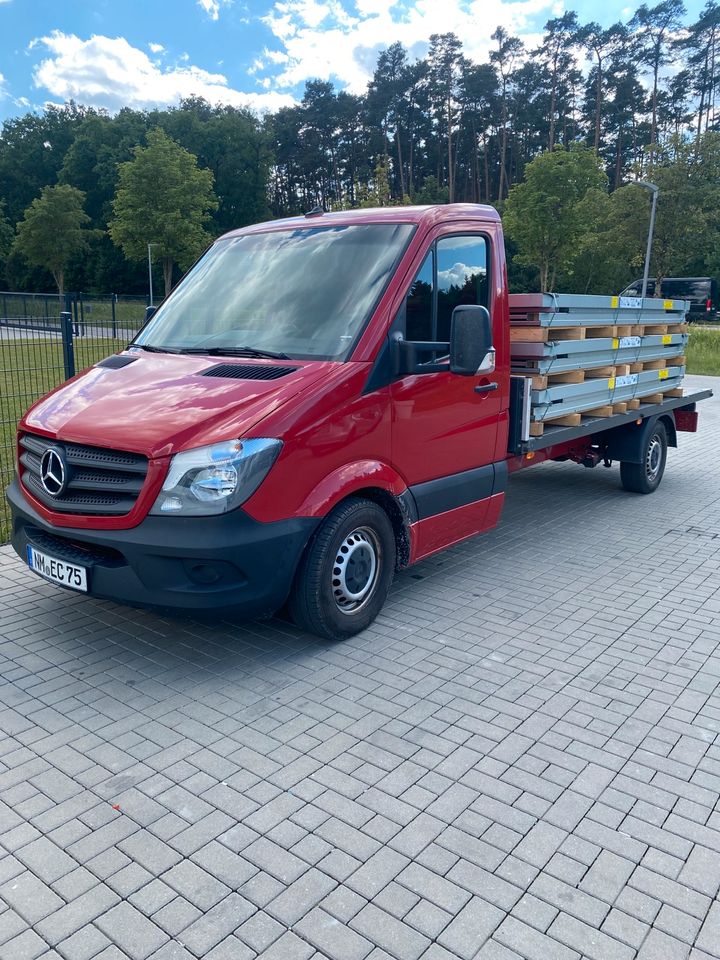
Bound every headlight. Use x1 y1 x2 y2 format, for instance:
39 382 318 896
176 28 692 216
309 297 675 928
150 438 282 516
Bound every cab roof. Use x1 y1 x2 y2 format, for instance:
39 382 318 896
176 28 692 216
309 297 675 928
219 203 501 241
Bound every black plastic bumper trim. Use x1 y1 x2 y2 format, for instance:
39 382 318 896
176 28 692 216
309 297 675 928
7 478 318 619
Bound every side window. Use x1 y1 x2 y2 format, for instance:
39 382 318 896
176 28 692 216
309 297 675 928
405 251 433 342
436 236 489 342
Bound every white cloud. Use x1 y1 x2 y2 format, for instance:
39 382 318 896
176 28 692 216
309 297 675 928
439 262 486 288
197 0 232 20
264 48 289 64
261 0 553 93
148 42 165 54
31 32 295 113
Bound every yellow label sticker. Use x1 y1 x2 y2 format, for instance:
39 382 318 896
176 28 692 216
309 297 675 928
662 334 672 344
612 338 619 349
611 296 619 308
608 377 616 389
659 369 669 379
663 299 673 310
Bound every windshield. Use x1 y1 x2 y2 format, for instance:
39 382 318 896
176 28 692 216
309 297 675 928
133 222 415 360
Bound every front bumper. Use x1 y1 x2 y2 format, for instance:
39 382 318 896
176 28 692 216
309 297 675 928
7 478 318 618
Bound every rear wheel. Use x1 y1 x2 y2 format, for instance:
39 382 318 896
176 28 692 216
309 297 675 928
620 420 668 494
289 497 396 640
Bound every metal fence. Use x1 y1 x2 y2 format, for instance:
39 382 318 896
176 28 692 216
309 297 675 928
0 290 148 541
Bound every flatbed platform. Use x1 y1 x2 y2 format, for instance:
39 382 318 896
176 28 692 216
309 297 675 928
512 389 713 455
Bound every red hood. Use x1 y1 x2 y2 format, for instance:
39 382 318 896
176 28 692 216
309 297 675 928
21 353 336 458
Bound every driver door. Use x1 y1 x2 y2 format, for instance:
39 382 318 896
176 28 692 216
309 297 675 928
391 231 505 558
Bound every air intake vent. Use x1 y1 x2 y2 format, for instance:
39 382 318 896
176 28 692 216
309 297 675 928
201 364 299 381
96 355 138 369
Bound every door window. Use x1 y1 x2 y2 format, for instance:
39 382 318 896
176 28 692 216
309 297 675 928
401 235 489 343
405 251 434 342
436 236 489 341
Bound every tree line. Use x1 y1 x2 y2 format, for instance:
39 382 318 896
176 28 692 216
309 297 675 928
1 0 719 296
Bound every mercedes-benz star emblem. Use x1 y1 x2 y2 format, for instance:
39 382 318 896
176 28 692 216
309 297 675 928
40 448 67 497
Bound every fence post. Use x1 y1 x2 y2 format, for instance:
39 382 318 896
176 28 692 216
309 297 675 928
69 293 79 336
60 311 75 380
111 294 117 338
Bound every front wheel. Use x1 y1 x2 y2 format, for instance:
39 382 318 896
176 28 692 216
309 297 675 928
289 497 396 640
620 420 668 494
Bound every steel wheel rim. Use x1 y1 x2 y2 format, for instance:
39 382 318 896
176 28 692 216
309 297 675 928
331 526 381 615
646 435 663 482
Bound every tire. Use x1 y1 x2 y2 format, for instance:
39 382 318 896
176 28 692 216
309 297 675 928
289 497 396 640
620 420 668 494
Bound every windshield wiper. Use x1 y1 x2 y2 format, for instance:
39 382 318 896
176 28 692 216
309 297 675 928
176 345 292 360
130 344 181 354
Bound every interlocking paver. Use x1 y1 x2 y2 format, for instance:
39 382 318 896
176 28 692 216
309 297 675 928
266 866 336 925
0 871 64 924
295 906 373 960
548 912 634 960
695 901 720 955
0 373 718 960
404 898 452 939
350 902 430 960
678 844 720 897
256 930 315 960
13 838 76 884
152 897 202 937
397 863 471 914
93 902 168 960
235 910 284 952
0 928 47 960
202 939 254 960
345 848 409 899
243 837 308 884
494 916 579 960
635 928 692 959
161 860 230 911
117 832 182 875
437 897 504 959
176 893 254 956
56 925 111 960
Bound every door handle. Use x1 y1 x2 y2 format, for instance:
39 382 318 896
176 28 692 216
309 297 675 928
475 382 499 394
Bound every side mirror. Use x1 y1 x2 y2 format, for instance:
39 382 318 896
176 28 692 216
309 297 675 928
145 306 157 323
450 305 494 376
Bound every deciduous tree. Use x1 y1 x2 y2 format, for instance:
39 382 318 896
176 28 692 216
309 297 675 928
12 184 90 296
504 146 608 291
109 128 218 296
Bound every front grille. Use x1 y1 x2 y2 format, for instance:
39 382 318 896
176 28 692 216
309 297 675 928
19 433 148 516
201 363 299 381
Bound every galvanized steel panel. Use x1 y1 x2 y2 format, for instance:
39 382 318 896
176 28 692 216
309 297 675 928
512 333 688 372
508 292 688 327
531 366 686 421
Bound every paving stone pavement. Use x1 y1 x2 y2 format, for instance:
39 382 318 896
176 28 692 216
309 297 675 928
0 373 719 960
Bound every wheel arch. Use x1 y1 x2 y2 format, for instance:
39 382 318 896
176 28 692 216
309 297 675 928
658 412 677 449
349 486 414 570
293 461 415 570
601 410 677 464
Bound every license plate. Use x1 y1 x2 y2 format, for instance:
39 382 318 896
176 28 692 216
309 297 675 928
27 545 88 592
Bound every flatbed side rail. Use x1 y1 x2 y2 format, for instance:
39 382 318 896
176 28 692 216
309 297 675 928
510 389 713 455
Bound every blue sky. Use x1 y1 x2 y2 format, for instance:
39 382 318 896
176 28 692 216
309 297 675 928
0 0 706 123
